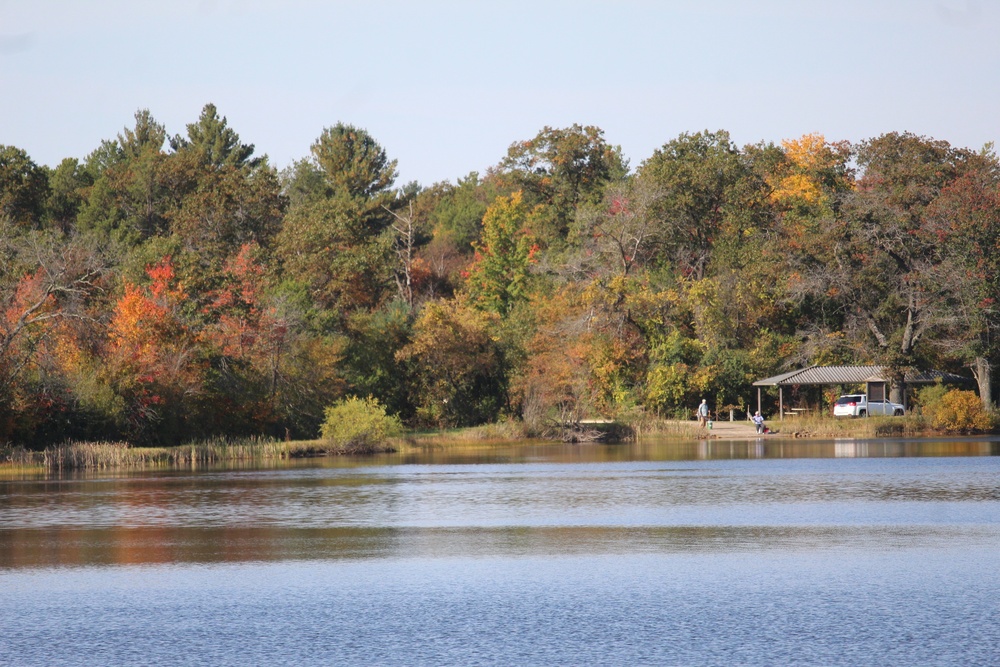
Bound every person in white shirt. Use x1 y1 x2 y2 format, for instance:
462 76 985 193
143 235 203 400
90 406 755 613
697 399 709 427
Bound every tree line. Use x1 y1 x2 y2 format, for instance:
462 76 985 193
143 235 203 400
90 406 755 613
2 104 998 446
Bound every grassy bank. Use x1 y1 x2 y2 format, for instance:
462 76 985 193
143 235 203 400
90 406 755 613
772 413 930 438
404 419 646 445
1 421 621 473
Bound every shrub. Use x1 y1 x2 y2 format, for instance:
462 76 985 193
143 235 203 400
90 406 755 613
914 383 949 415
920 388 993 433
320 396 402 453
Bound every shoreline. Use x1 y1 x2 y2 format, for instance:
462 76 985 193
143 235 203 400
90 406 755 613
0 416 983 474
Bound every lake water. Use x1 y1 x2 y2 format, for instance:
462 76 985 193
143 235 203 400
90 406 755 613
2 437 999 666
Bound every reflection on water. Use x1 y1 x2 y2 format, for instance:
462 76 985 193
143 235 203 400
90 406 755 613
2 438 999 568
386 436 1000 466
4 523 998 569
2 437 1000 666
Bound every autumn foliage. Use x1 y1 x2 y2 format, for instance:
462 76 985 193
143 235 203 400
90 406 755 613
1 109 997 448
105 257 201 439
920 388 994 433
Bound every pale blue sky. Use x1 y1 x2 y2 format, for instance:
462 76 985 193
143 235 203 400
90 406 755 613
2 0 997 185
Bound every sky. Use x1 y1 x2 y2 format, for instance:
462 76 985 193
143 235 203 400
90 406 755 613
2 0 998 186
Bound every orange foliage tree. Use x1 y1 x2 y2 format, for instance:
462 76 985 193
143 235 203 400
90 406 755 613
105 256 203 442
201 243 288 433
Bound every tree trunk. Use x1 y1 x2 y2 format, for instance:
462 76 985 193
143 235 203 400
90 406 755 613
972 356 993 408
886 367 907 406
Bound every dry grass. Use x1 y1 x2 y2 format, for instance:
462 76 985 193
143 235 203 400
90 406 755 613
1 436 325 472
407 420 532 445
0 445 42 475
777 414 925 438
627 418 703 441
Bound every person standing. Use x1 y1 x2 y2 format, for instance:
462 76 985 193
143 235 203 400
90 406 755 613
697 399 709 428
752 411 765 434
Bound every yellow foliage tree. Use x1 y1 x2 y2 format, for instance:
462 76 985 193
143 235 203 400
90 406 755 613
396 298 505 426
769 133 853 208
924 389 994 432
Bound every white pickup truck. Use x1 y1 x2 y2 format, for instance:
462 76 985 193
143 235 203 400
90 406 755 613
832 394 905 417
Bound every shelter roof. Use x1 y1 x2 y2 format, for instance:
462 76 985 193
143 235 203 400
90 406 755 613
752 365 971 387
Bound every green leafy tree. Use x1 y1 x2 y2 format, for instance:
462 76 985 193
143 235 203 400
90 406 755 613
77 109 172 243
495 124 627 243
280 158 328 208
0 145 50 228
643 328 706 417
79 106 285 317
45 158 90 233
161 107 285 310
464 192 538 317
276 195 395 325
165 152 285 261
170 103 260 168
118 109 167 159
276 124 402 329
342 301 416 421
825 134 973 390
637 130 766 281
422 172 496 251
312 123 397 200
636 133 781 382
